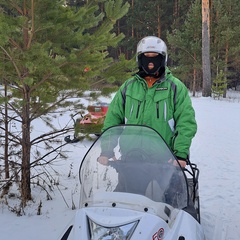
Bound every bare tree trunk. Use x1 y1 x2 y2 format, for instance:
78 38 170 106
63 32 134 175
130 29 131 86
21 85 32 206
4 81 9 179
192 53 197 97
130 0 135 59
21 0 32 206
173 0 179 23
223 42 229 98
131 0 134 40
157 5 161 37
202 0 212 97
117 20 122 56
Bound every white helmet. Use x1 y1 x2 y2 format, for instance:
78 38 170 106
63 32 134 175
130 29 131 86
136 36 168 64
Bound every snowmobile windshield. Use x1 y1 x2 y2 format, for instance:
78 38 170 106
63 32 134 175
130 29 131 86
79 125 189 211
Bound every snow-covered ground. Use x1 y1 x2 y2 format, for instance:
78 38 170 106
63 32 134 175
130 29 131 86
191 93 240 240
1 91 240 240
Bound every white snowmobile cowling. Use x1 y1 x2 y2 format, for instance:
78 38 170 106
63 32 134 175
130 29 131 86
60 125 205 240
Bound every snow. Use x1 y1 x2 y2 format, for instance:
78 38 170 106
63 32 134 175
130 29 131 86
190 94 240 240
1 91 240 240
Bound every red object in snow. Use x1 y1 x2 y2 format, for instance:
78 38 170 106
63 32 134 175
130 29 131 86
80 103 109 125
84 67 91 72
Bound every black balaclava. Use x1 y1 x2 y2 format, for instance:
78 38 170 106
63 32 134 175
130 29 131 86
138 53 165 78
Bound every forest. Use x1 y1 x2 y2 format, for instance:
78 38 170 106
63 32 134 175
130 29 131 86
0 0 239 207
68 0 240 93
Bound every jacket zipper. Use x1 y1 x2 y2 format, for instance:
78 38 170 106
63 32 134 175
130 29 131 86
136 101 140 118
156 101 167 120
156 102 159 118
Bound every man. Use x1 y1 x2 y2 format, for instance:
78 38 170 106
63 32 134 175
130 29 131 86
98 36 197 168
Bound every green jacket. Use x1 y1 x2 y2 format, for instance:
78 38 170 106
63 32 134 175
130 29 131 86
102 68 197 159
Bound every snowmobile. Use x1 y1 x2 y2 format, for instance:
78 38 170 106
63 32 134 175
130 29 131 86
60 124 205 240
64 102 109 143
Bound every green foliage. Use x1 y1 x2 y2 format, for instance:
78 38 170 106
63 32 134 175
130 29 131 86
210 0 240 89
0 0 130 204
108 0 240 91
74 119 104 137
2 0 240 205
93 53 136 92
167 0 202 90
0 0 131 112
212 70 227 99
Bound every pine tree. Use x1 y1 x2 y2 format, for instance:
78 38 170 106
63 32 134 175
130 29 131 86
0 0 130 206
210 0 240 92
118 0 175 59
167 0 202 95
212 70 227 99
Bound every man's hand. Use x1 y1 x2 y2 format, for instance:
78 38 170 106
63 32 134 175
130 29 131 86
97 156 117 165
168 159 187 168
97 156 109 165
177 160 187 168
